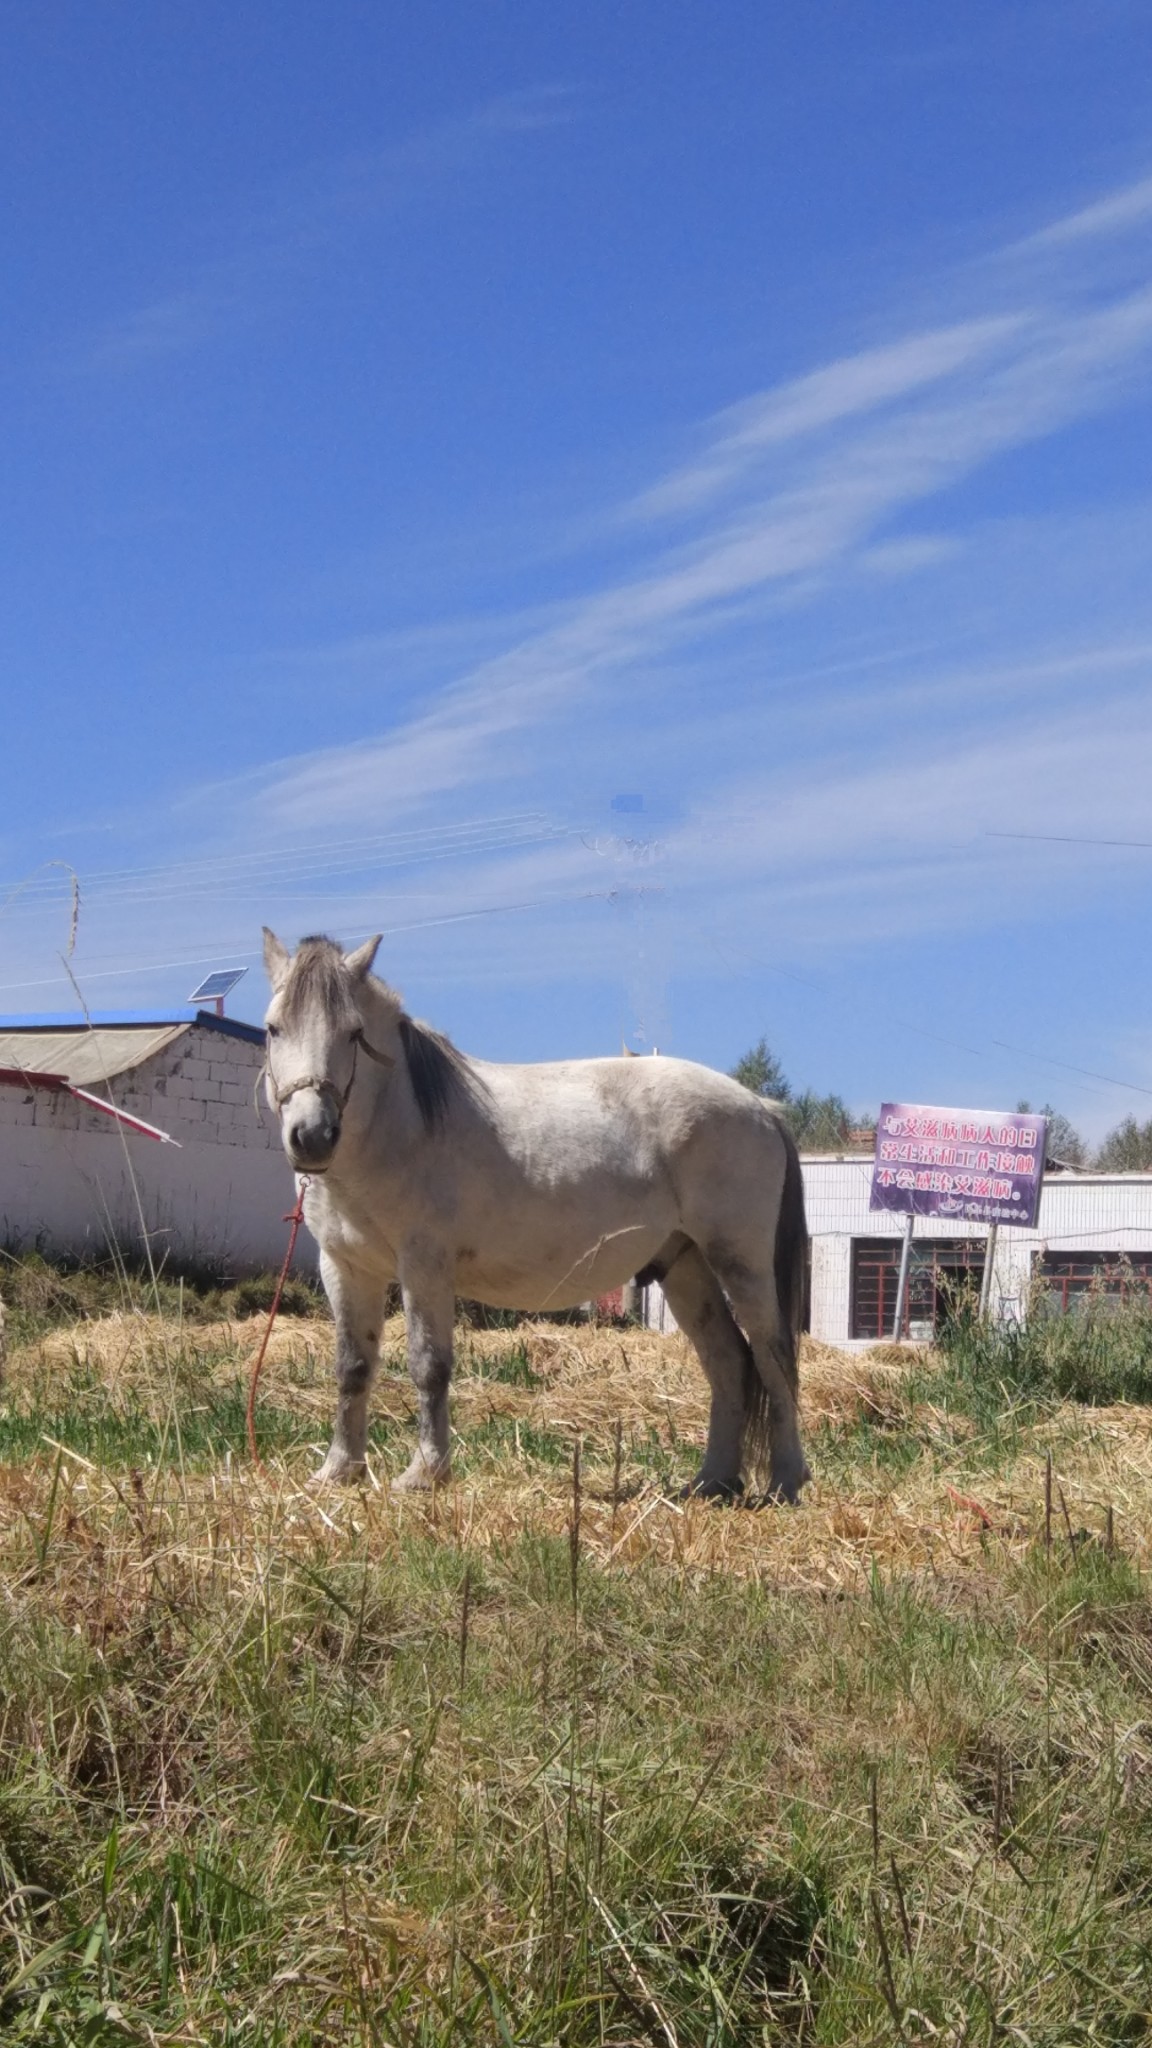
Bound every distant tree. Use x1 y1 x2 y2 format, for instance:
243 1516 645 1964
1095 1117 1152 1172
1016 1100 1088 1168
730 1038 791 1101
1044 1110 1089 1168
730 1039 871 1149
782 1089 856 1151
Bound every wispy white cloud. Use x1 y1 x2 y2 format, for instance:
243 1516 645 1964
855 535 962 576
14 167 1152 1056
229 177 1152 851
1019 172 1152 250
626 316 1031 521
674 691 1152 903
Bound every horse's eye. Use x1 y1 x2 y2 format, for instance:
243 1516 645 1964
267 1024 280 1039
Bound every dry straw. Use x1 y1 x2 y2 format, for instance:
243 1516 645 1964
5 1313 1150 1589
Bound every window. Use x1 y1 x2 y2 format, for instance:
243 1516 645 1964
1036 1250 1152 1313
851 1237 986 1341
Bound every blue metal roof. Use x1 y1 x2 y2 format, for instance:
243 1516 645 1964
195 1011 265 1046
0 1011 186 1028
0 1009 265 1046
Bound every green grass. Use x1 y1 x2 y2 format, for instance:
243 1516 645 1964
2 1514 1150 2043
2 1297 1152 2040
0 1386 316 1466
934 1282 1152 1410
0 1338 334 1469
801 1286 1152 1494
456 1339 546 1389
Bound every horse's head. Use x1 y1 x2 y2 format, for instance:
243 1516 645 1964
262 929 389 1171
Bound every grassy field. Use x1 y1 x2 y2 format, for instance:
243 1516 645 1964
1 1269 1152 2044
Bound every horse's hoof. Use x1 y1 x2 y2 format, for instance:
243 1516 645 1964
391 1457 451 1494
311 1453 366 1487
759 1474 808 1507
680 1475 745 1504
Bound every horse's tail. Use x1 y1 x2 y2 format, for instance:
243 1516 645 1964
773 1119 808 1399
743 1115 808 1488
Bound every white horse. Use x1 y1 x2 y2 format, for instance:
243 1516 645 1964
261 930 811 1502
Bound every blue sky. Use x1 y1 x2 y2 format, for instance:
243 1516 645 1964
4 2 1152 1139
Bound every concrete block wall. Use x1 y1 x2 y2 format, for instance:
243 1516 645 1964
0 1025 309 1273
114 1027 276 1152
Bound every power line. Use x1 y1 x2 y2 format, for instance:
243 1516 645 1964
691 921 1145 1107
0 883 643 996
0 815 577 911
990 1042 1152 1099
987 831 1152 851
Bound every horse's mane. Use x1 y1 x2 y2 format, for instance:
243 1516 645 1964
397 1015 476 1134
280 936 478 1135
279 937 358 1028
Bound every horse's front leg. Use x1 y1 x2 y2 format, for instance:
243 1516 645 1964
315 1254 389 1485
393 1255 455 1492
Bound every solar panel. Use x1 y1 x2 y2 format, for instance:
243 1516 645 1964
188 968 247 1004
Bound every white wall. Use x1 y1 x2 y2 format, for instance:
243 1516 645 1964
802 1157 1152 1341
0 1024 311 1273
644 1156 1152 1348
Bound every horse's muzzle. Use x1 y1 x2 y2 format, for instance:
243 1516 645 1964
287 1110 341 1170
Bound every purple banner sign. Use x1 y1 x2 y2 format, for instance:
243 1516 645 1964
870 1103 1048 1227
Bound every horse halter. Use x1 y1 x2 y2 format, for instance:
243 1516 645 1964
264 1025 394 1116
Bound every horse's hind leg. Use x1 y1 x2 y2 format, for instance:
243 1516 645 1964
660 1243 754 1499
705 1251 810 1504
316 1254 389 1485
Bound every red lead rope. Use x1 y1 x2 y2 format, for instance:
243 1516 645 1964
246 1176 311 1467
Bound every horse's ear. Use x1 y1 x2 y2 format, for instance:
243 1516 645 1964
262 927 291 990
344 934 382 981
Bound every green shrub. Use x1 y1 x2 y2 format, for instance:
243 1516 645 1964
0 1249 324 1343
935 1278 1152 1408
221 1274 321 1320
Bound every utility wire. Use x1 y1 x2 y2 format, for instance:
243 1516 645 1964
987 831 1152 851
0 883 644 997
691 921 1141 1108
0 816 576 910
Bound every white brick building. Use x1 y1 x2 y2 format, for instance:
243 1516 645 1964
0 1011 304 1273
646 1152 1152 1349
803 1156 1152 1346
